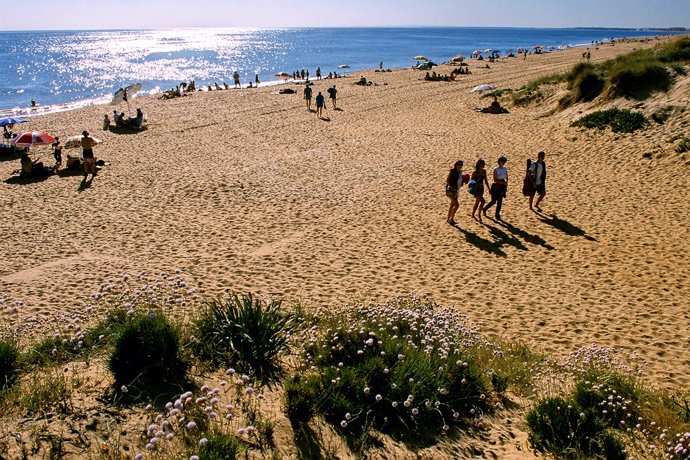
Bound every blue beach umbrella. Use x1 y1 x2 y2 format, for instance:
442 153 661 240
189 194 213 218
0 117 28 127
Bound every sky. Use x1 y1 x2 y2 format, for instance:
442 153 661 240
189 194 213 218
1 0 689 31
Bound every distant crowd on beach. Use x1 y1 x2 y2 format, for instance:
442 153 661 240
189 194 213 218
445 151 547 226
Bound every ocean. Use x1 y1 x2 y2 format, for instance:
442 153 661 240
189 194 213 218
0 27 683 115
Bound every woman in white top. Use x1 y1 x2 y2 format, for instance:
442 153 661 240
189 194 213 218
483 156 508 220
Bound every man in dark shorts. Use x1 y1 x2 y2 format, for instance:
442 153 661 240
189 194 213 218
327 85 337 109
304 84 313 111
81 130 97 178
530 151 547 211
51 136 63 171
315 92 325 118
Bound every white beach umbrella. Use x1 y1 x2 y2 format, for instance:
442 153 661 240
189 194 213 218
413 55 429 61
338 64 350 69
62 135 103 149
470 84 497 93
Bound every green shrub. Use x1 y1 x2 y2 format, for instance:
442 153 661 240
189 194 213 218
606 61 671 100
526 397 624 459
193 431 242 460
571 68 605 102
283 373 320 425
658 36 690 63
192 294 296 383
289 300 491 447
571 108 647 133
0 339 19 391
572 372 640 430
108 313 189 403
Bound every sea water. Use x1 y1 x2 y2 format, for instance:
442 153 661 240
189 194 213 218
0 27 682 115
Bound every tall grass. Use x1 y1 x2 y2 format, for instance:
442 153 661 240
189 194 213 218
192 294 297 384
0 339 19 391
528 37 690 107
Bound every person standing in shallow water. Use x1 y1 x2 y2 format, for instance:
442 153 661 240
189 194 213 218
530 151 547 211
483 156 508 220
471 159 491 222
445 160 464 225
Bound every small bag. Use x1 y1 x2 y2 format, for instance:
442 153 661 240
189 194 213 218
522 173 535 196
445 184 457 198
467 180 478 196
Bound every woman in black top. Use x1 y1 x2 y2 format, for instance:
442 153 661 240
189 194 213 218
445 160 463 225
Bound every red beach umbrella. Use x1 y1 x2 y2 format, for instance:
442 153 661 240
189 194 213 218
11 130 56 147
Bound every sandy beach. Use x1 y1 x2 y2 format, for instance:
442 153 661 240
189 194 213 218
1 33 689 396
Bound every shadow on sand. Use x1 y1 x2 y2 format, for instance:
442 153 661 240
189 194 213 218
492 218 555 250
0 151 20 162
57 168 85 178
78 176 94 192
109 125 147 135
537 212 596 241
4 173 51 185
453 224 507 257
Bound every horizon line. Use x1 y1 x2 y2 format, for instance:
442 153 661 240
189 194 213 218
0 25 687 33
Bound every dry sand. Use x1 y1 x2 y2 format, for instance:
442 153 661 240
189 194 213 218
1 35 689 393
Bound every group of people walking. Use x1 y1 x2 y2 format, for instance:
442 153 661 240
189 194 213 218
303 84 338 117
445 151 546 225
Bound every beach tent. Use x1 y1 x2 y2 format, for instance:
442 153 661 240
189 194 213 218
275 72 291 79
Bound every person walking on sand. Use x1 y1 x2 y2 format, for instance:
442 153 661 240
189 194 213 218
304 84 313 111
445 160 465 225
315 91 325 118
327 85 337 109
470 159 491 222
483 156 509 220
233 71 241 88
81 131 97 178
255 74 260 87
529 151 547 211
316 67 321 80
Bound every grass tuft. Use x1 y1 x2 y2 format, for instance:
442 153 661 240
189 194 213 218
0 339 19 391
108 312 190 404
192 294 296 384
